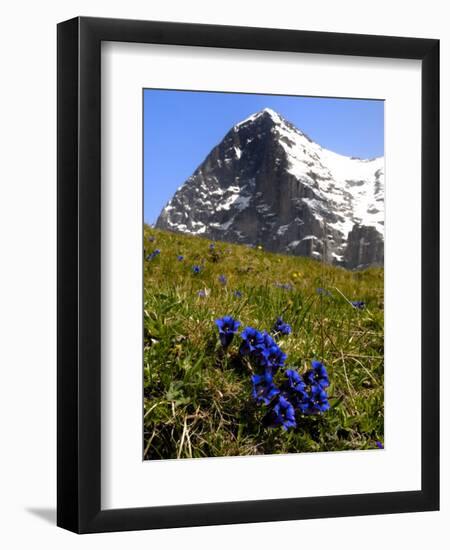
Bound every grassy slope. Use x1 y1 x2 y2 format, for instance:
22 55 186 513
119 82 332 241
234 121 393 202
143 226 384 459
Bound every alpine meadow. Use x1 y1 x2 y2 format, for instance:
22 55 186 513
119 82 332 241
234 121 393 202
143 92 384 460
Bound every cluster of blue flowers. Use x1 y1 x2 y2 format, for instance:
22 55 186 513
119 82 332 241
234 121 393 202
351 300 365 310
214 315 330 431
240 327 287 373
256 360 330 430
145 249 161 261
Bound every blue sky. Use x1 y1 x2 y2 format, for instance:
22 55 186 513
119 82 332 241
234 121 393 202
143 89 384 224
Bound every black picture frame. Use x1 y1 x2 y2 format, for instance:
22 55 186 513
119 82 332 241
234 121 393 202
57 16 439 534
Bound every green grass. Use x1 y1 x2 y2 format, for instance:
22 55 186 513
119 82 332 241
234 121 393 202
143 226 384 459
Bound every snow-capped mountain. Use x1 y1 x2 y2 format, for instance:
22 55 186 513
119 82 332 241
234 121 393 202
156 108 384 269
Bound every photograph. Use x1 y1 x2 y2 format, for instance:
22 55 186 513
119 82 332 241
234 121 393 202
143 89 385 460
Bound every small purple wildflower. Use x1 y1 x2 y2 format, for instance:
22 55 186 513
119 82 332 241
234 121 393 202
351 300 365 310
233 290 242 298
218 274 227 286
274 282 293 291
192 265 201 274
316 287 331 296
272 317 292 336
146 249 161 261
376 441 384 449
177 255 184 261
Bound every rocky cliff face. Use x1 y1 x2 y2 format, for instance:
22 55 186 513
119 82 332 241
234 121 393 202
156 108 384 269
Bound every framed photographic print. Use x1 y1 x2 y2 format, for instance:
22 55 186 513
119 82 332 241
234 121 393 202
57 17 439 533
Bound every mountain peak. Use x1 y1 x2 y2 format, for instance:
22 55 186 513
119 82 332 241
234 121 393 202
259 107 281 118
235 107 284 129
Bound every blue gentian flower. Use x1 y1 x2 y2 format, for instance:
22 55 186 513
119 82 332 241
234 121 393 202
258 331 276 350
197 289 207 298
215 316 241 347
308 385 330 413
272 317 292 336
218 274 227 285
296 395 313 414
376 441 384 449
280 369 308 408
192 265 201 274
264 395 297 431
274 282 293 291
146 249 161 261
316 287 331 296
233 290 242 298
259 344 287 372
295 384 329 415
283 369 307 394
209 243 215 250
351 300 365 310
239 327 264 355
177 255 184 261
251 372 279 405
304 360 330 389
